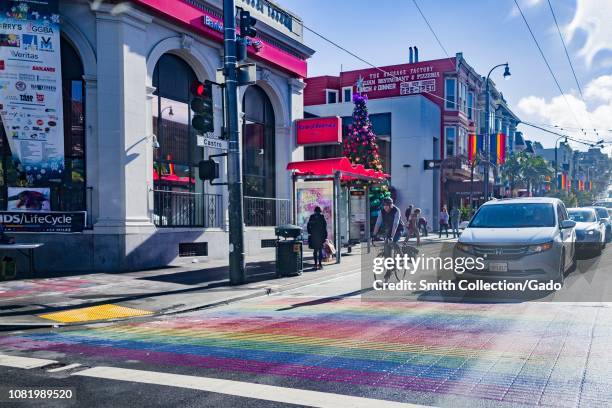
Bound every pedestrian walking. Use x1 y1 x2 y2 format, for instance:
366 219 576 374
439 206 450 238
409 208 421 246
418 215 428 237
449 206 460 238
307 206 327 270
405 205 413 225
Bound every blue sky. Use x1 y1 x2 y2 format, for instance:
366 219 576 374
281 0 612 153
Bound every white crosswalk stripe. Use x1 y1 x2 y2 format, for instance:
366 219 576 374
75 366 430 408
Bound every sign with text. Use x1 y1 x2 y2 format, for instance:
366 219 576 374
0 0 65 187
296 116 342 145
197 135 228 150
0 211 86 232
340 58 455 103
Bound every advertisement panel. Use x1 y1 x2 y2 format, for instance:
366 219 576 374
7 187 51 211
296 116 342 145
295 181 334 243
0 211 86 232
0 0 64 186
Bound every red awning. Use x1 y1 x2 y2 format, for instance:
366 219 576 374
286 157 389 181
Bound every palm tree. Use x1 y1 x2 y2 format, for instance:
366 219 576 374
500 152 524 197
522 154 553 196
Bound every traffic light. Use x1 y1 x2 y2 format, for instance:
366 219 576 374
198 159 219 181
191 80 214 133
239 10 257 38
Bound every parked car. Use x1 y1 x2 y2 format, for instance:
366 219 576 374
567 208 606 255
593 199 612 217
589 206 612 242
453 197 576 285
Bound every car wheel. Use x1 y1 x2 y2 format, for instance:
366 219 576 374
554 252 565 286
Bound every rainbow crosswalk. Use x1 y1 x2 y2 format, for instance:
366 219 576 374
1 298 611 406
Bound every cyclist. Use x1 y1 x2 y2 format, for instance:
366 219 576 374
373 197 404 243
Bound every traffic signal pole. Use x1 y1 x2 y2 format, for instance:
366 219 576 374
223 0 246 285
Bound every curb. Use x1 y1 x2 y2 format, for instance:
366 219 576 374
0 267 361 330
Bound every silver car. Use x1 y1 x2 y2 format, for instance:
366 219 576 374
568 208 606 254
589 206 612 242
453 197 576 285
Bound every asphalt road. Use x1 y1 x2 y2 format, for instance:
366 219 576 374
1 244 612 408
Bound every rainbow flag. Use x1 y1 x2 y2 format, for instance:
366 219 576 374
468 134 483 162
489 133 506 164
557 173 568 190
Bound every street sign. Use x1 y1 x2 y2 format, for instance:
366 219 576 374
197 135 228 150
423 159 441 170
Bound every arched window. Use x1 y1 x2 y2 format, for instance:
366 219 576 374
152 54 213 227
152 54 198 192
242 85 275 198
0 36 86 212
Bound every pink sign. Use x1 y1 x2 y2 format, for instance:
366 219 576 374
296 117 342 145
132 0 307 78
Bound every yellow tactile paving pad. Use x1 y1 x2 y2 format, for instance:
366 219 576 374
39 304 152 323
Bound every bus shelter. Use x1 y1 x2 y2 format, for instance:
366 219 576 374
286 157 389 263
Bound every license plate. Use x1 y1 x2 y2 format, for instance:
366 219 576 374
488 262 508 272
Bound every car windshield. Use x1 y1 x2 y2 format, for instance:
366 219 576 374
469 203 555 228
568 210 596 222
593 208 609 219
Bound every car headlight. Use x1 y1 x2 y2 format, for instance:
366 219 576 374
527 242 553 253
456 243 473 254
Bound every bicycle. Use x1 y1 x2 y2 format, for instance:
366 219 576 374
372 234 420 282
372 235 402 282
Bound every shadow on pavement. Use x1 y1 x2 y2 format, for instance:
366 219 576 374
276 288 373 311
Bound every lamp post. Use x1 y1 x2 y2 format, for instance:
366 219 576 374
483 63 510 201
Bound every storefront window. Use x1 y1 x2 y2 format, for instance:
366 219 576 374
0 36 86 212
242 86 276 198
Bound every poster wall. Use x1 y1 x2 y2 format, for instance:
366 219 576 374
295 181 334 243
0 0 64 186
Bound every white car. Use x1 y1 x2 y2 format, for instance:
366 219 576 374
454 198 576 285
568 208 607 255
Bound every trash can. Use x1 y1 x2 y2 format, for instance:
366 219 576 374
1 256 16 281
275 224 303 277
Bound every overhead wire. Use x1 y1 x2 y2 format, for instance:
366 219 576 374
512 0 586 135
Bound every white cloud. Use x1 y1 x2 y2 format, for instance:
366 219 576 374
565 0 612 67
585 74 612 102
506 0 543 20
517 75 612 152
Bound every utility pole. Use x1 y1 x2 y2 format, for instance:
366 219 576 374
223 0 246 285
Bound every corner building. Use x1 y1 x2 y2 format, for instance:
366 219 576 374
0 0 314 273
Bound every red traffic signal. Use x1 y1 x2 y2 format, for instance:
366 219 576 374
191 81 211 97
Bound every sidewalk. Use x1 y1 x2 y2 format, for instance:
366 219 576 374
0 249 364 328
0 239 450 328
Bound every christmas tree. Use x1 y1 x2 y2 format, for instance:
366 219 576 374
342 91 390 218
342 92 384 172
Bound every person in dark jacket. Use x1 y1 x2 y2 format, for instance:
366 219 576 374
307 206 328 270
